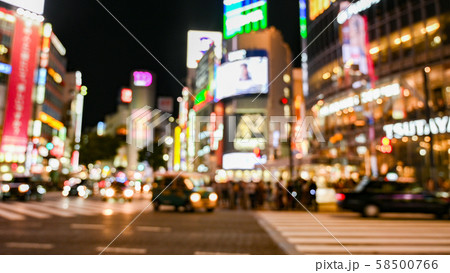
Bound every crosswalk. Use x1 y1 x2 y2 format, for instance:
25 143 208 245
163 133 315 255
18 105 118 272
0 198 152 221
257 211 450 254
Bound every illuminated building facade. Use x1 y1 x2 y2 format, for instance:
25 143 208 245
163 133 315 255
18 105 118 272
0 3 43 177
303 0 450 184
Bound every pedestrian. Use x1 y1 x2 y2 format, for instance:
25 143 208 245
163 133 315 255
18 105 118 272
287 180 295 210
276 182 285 210
248 181 257 209
256 181 265 209
308 180 318 212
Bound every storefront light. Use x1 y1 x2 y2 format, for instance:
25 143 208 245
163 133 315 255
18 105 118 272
402 137 408 143
369 47 380 55
322 72 331 80
424 67 431 73
400 34 411 43
419 149 427 156
424 136 431 142
434 36 442 44
376 98 383 104
412 135 418 141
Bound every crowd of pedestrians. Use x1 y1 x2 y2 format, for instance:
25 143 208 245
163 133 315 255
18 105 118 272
213 178 318 211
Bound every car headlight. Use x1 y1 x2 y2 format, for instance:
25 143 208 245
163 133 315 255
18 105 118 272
62 190 69 197
143 184 150 192
208 192 218 202
78 190 86 197
124 189 134 198
77 185 86 192
105 188 115 197
2 184 10 193
190 193 201 203
37 186 46 194
63 186 71 192
18 184 30 193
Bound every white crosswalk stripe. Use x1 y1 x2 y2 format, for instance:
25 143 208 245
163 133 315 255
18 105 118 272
257 211 450 255
0 198 150 221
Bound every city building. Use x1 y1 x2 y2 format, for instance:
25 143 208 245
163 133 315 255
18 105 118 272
0 3 44 177
303 0 450 185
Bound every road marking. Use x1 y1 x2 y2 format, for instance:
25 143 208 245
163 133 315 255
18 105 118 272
257 211 450 255
25 203 75 217
5 242 54 249
95 246 146 254
295 244 450 254
70 224 105 230
0 203 50 219
0 207 26 220
136 226 171 232
287 237 450 245
194 251 250 255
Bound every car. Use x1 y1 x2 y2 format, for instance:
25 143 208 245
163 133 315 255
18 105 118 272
1 176 46 201
151 172 218 212
62 178 92 198
101 181 134 202
336 177 450 218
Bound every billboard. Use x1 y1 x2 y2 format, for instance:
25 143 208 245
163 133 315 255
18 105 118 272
157 97 173 113
1 0 45 14
1 16 41 154
216 56 268 101
309 0 336 21
223 0 268 39
340 1 372 76
187 30 222 69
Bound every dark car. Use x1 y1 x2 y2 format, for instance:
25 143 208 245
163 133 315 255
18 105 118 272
151 172 218 212
62 179 92 198
1 176 46 201
336 177 450 218
101 181 134 202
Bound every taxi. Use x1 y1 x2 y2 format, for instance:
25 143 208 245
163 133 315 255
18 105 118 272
151 172 218 212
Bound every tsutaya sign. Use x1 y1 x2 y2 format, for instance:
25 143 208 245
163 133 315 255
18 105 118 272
383 116 450 139
223 0 268 39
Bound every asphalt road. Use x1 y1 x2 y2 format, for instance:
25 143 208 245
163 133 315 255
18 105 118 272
1 192 449 255
0 192 283 254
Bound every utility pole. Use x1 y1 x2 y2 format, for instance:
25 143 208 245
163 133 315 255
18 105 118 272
423 67 435 180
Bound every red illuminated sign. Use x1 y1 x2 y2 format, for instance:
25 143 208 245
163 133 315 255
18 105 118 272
1 16 41 154
121 88 133 103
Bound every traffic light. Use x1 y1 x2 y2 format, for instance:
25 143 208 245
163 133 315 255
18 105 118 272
380 137 392 154
280 97 288 105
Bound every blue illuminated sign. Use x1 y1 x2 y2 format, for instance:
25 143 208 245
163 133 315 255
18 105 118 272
0 62 12 75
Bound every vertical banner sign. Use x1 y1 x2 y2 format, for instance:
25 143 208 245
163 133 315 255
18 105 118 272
1 17 41 154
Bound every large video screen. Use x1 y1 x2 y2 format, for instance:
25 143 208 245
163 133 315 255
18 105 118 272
215 56 268 101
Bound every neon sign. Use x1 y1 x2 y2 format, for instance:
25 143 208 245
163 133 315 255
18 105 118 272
299 0 307 38
133 71 153 87
337 0 381 24
223 0 268 39
309 0 336 21
383 116 450 139
193 89 214 112
121 88 133 103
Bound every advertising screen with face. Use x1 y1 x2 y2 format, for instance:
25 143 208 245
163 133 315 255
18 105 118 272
216 56 268 101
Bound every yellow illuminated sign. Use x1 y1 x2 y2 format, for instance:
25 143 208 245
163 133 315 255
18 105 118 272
310 0 336 21
39 112 64 130
173 126 181 171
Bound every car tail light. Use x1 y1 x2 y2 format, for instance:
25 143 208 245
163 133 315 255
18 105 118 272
335 193 346 201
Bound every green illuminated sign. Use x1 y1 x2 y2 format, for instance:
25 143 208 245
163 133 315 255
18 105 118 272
223 0 268 40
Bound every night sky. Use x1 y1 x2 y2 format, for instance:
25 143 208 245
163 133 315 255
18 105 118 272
43 0 301 128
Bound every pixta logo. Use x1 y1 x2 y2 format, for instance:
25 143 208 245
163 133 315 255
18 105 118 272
126 106 172 152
